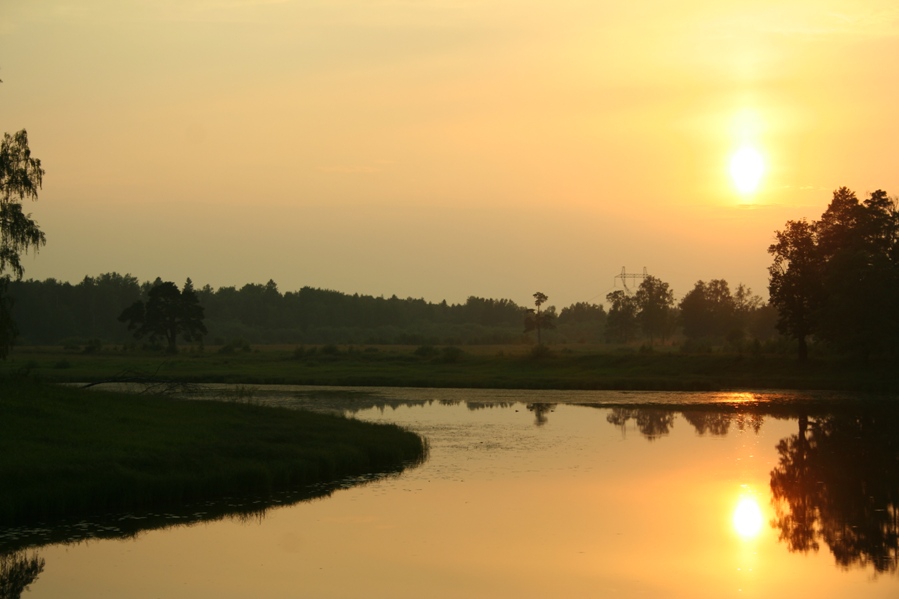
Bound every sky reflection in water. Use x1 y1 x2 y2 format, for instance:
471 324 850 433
5 388 899 599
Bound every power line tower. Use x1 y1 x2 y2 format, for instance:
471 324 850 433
613 267 648 295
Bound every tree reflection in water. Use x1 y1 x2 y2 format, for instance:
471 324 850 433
597 402 899 575
0 551 44 599
526 403 557 426
771 409 899 574
605 408 675 440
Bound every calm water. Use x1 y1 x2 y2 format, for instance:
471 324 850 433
4 387 899 598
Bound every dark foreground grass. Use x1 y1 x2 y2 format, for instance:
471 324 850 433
0 378 427 526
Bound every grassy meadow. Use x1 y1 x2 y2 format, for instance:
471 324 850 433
3 342 898 392
0 377 427 527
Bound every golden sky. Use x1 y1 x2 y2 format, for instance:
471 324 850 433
2 1 897 306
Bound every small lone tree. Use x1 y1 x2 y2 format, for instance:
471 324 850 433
119 279 207 353
524 291 555 345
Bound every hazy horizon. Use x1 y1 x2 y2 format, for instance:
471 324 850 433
3 1 898 308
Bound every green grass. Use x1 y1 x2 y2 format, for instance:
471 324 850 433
0 378 428 527
3 344 898 392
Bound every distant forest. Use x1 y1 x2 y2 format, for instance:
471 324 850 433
5 274 778 350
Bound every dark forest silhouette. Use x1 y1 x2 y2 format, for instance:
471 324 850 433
4 274 777 350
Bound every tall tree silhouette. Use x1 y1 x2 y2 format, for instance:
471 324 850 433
815 188 899 359
769 187 899 361
0 129 45 359
768 219 820 362
119 279 207 353
524 291 554 345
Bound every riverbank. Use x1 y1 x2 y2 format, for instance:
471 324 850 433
2 344 898 392
0 378 427 526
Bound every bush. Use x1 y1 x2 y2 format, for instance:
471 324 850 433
320 344 340 356
681 339 713 354
414 345 439 358
82 338 103 354
218 338 251 354
440 346 464 363
529 344 553 359
61 338 82 352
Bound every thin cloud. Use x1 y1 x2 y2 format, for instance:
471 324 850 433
315 165 382 174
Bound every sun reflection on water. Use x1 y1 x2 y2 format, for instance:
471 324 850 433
733 495 764 540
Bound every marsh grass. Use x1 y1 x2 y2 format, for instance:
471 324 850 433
0 378 427 526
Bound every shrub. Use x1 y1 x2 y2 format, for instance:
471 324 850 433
441 346 464 363
82 338 103 354
61 338 82 352
218 338 251 354
529 344 553 359
414 345 439 358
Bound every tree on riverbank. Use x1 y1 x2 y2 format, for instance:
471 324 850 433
119 279 207 353
769 187 899 361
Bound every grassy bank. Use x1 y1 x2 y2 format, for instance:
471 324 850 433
0 378 427 526
3 344 899 392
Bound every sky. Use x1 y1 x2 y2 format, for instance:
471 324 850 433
2 1 898 309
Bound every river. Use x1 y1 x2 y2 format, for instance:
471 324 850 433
3 386 898 598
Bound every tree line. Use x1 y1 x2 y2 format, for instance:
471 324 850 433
3 273 779 351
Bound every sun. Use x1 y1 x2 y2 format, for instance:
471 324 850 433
729 146 764 195
732 496 763 539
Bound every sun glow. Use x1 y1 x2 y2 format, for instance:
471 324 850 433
732 496 764 539
729 146 764 195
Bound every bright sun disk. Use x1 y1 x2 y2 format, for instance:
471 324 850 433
729 146 764 195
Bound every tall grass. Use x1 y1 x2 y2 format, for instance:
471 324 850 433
0 378 427 526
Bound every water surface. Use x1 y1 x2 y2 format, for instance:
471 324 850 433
4 387 898 598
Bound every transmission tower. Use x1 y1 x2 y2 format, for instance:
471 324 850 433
613 267 648 294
